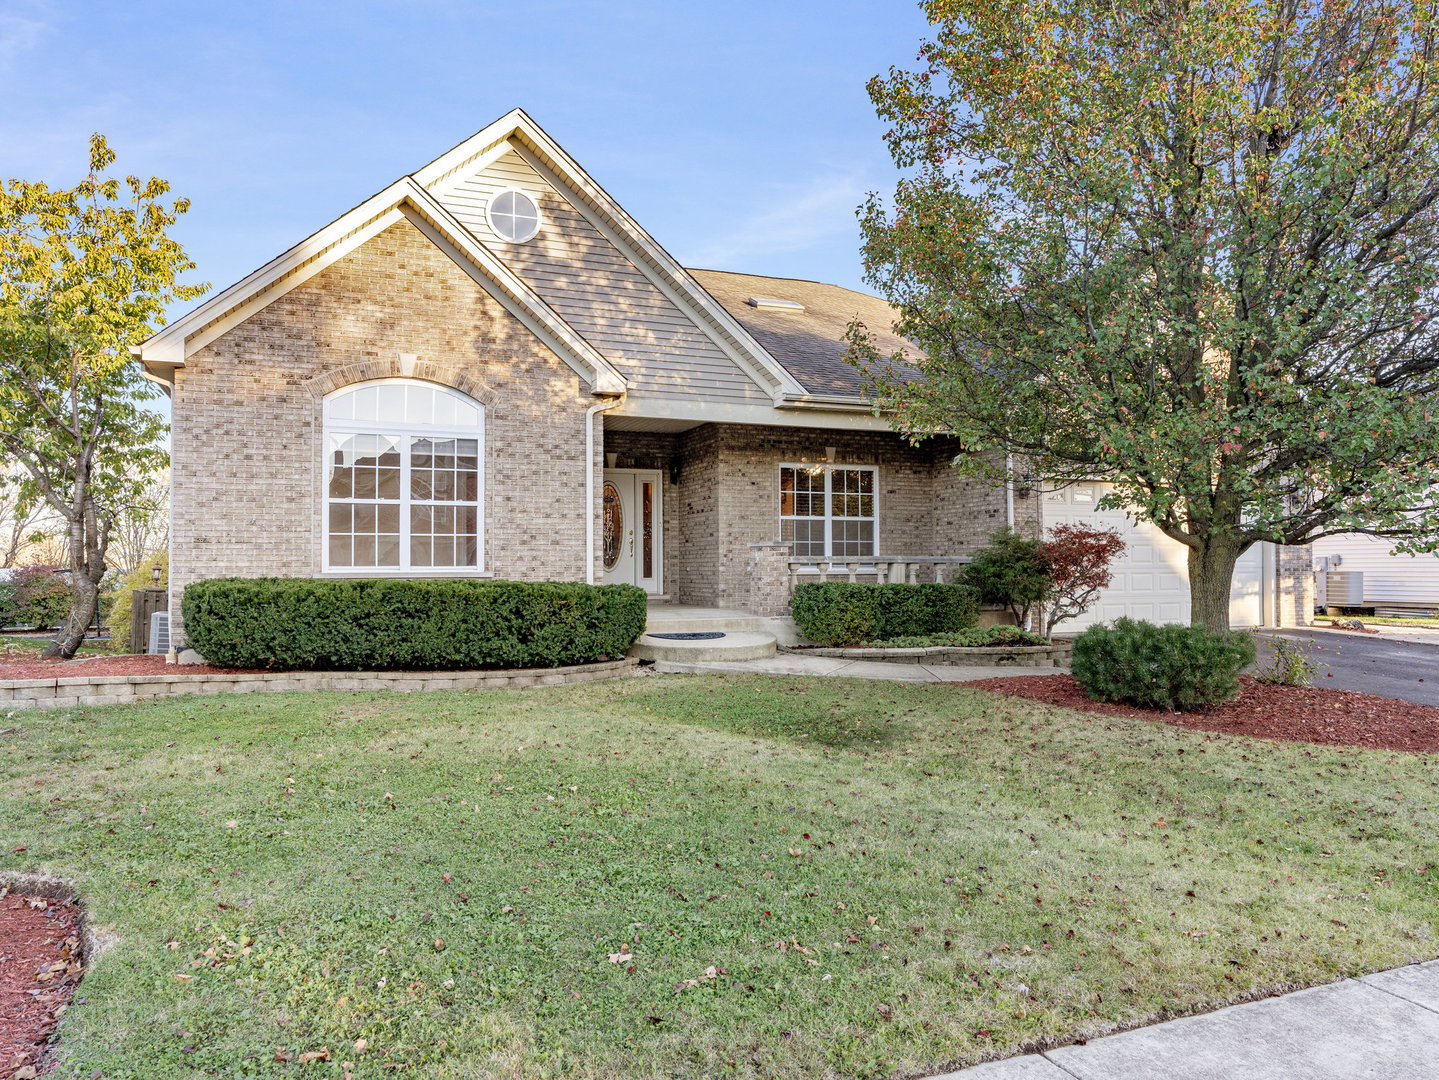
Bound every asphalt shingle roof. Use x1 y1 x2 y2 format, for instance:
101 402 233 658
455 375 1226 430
686 268 919 398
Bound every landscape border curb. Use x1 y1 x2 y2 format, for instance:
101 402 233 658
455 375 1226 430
0 656 640 711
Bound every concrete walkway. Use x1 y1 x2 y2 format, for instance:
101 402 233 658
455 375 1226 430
654 654 1066 682
930 959 1439 1079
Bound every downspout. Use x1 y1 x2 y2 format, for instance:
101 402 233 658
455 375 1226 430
1261 542 1275 626
1005 453 1030 630
585 395 626 584
1005 453 1015 530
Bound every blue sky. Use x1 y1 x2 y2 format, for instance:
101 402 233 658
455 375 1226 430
1 0 932 326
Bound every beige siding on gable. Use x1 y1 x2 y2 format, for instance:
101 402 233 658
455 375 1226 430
438 149 772 405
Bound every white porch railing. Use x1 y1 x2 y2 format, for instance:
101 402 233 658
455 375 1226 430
785 555 973 593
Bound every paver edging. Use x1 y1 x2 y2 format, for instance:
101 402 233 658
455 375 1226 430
780 643 1072 668
0 657 639 711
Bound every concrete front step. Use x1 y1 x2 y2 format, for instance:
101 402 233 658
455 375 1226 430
644 614 767 634
630 630 778 663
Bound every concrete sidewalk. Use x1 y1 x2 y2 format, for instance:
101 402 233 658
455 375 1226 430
930 959 1439 1079
653 654 1067 683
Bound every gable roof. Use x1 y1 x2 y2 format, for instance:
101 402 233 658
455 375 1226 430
687 269 919 400
136 109 914 416
414 110 808 402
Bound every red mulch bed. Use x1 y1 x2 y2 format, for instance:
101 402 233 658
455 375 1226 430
0 894 82 1077
957 673 1439 753
0 654 264 681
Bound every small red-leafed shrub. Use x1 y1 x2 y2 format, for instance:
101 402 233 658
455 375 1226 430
1039 523 1127 636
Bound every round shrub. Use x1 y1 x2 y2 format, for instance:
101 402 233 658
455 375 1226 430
960 528 1052 626
1071 617 1256 710
181 578 648 671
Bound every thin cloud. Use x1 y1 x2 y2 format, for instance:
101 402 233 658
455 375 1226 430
688 169 872 267
0 2 51 69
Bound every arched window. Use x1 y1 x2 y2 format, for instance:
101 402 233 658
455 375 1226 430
323 380 484 572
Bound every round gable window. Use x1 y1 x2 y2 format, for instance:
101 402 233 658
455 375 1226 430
486 189 541 243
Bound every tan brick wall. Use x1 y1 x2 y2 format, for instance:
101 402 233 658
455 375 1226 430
169 219 595 643
1278 544 1315 627
673 426 721 604
748 542 793 616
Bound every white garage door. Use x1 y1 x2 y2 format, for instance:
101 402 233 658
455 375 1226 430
1042 483 1263 630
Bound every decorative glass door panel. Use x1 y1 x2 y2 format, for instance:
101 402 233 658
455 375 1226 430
601 470 662 593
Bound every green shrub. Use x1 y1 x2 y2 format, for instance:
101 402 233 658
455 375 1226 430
1255 634 1319 687
867 625 1051 648
1071 617 1256 710
9 564 72 630
961 528 1052 626
181 578 648 671
790 582 980 646
105 553 169 653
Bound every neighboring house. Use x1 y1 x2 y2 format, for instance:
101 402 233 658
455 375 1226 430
135 109 1312 645
1313 533 1439 614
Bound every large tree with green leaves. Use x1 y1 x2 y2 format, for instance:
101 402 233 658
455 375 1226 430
853 0 1439 630
0 135 204 657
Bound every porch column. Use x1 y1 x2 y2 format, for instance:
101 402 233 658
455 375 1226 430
748 542 795 617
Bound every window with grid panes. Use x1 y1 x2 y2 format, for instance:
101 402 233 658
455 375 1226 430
323 381 483 572
779 465 876 558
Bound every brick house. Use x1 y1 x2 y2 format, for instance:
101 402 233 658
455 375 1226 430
136 109 1311 647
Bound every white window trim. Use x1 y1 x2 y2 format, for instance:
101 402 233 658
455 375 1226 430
485 187 542 244
778 463 879 562
321 379 486 576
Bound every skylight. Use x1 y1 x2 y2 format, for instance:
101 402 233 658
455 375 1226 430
746 297 805 313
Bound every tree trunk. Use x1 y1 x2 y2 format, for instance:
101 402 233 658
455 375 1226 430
45 572 102 658
42 485 108 660
1188 540 1242 634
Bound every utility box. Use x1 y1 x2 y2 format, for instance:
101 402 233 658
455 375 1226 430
130 587 168 653
1325 570 1365 608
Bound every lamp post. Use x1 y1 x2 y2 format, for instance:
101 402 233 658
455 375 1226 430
151 564 162 586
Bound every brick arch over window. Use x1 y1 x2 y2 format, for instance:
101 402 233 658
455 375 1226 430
303 358 497 411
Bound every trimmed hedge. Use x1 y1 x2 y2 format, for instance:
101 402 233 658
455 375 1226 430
869 626 1051 648
790 582 981 647
181 578 649 671
1071 617 1256 711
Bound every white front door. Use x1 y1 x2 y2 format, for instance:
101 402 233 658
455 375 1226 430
601 469 662 593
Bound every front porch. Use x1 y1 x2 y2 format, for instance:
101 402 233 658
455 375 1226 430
600 418 1028 613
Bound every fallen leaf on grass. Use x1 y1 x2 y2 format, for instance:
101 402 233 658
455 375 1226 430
607 944 633 964
677 965 722 990
298 1048 331 1063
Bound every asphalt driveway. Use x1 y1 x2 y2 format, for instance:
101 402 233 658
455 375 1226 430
1256 628 1439 707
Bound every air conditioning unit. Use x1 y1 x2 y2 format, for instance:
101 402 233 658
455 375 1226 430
148 611 171 655
1325 571 1364 607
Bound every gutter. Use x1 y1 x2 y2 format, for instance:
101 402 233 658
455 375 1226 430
775 391 883 413
585 394 627 584
130 345 175 398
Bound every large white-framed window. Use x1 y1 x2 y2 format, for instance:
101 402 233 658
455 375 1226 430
779 464 878 559
323 380 484 573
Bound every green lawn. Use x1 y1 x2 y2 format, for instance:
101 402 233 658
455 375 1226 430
2 675 1437 1079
